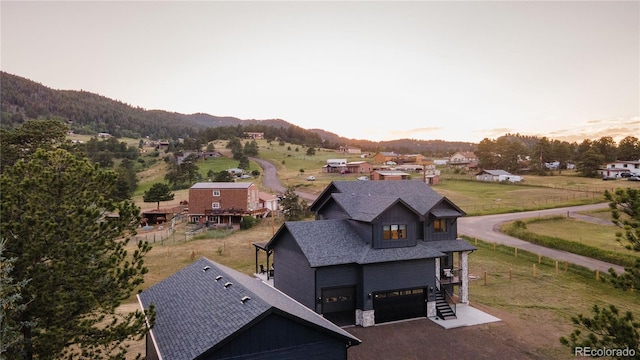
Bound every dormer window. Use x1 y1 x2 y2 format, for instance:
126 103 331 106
434 219 447 233
383 224 407 240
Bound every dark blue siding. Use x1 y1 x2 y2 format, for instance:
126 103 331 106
361 259 436 310
316 200 349 220
210 313 349 360
273 232 316 310
347 220 372 244
316 265 360 310
372 203 420 249
424 217 457 241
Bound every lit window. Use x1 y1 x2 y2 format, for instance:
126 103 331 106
212 202 220 209
383 224 407 240
434 219 447 233
213 190 220 196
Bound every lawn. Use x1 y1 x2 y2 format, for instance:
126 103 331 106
466 237 640 359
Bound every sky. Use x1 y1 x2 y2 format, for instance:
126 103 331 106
1 1 638 144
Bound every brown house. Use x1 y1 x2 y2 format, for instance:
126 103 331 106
346 161 373 174
372 152 400 164
188 182 267 225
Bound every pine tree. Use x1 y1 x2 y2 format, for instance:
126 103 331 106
143 182 175 210
0 148 152 359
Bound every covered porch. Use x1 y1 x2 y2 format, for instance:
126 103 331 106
251 241 274 281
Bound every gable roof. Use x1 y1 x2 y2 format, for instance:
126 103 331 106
477 169 512 176
310 180 465 218
267 220 448 266
138 258 360 360
330 194 419 222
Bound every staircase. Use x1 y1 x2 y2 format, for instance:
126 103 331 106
435 289 457 320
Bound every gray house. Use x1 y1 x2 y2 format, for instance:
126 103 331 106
138 258 360 360
265 180 475 327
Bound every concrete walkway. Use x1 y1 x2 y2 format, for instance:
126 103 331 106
430 304 501 329
457 203 626 274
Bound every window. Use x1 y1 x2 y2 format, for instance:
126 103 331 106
212 202 220 209
434 219 447 233
383 224 407 240
213 190 220 196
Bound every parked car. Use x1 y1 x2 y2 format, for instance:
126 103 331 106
357 176 369 181
239 174 252 179
621 172 632 178
306 176 315 181
628 176 640 181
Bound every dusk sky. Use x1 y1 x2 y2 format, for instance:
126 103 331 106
2 1 638 143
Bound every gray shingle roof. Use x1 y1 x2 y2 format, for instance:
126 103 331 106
138 258 360 360
279 220 449 266
324 180 453 216
331 193 407 222
426 239 477 253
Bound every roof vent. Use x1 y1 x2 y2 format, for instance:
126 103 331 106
224 282 233 288
215 275 223 281
203 266 211 272
240 296 251 304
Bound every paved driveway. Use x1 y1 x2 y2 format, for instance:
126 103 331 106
457 203 625 273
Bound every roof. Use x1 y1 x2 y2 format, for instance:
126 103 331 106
190 182 253 189
259 192 278 201
311 180 462 217
478 169 512 176
269 220 451 266
138 258 360 360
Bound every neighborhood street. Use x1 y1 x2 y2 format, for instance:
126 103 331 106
253 158 625 274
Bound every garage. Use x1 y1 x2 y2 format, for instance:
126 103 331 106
373 288 426 324
321 286 356 326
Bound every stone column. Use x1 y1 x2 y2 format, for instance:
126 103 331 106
356 309 375 327
435 257 441 282
458 251 470 304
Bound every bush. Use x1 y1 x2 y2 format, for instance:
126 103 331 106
240 216 259 230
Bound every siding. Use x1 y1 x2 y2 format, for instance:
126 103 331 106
316 200 349 220
361 259 436 310
372 203 419 249
210 313 347 360
424 217 456 241
273 233 316 310
316 265 360 309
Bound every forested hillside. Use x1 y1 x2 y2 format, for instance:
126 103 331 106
1 71 476 155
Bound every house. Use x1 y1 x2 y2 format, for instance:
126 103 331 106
323 159 348 173
372 152 400 164
345 161 372 174
98 132 112 138
371 170 411 181
263 180 475 327
244 132 264 140
188 182 267 225
138 258 360 360
476 170 522 182
339 146 362 155
259 192 279 212
599 159 640 177
449 152 477 168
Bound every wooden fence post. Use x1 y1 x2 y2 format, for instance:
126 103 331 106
533 264 537 277
493 242 496 250
596 269 600 282
555 261 559 274
509 268 512 281
564 261 568 272
538 254 541 264
484 271 488 286
514 247 518 258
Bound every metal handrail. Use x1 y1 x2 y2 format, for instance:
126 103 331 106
435 276 456 318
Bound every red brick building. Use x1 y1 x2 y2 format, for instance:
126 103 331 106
188 182 267 225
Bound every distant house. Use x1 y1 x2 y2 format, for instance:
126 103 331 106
346 161 372 174
339 146 362 155
476 170 522 182
323 159 348 173
98 132 112 138
599 159 640 177
262 180 475 327
245 132 264 140
188 182 267 225
259 192 279 212
372 152 400 164
449 152 477 168
371 170 411 181
138 258 360 360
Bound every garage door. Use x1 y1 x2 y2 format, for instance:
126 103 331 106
373 288 425 324
322 286 356 326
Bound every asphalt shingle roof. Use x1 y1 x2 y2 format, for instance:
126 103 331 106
138 258 360 360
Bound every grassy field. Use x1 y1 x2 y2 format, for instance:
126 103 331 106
466 236 640 359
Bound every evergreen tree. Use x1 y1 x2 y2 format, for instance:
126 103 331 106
577 148 604 178
604 187 640 290
243 140 259 157
0 149 152 359
618 136 640 161
280 187 307 221
0 119 68 173
560 305 639 359
238 155 250 170
143 183 175 210
213 171 234 182
226 137 243 160
306 147 316 156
